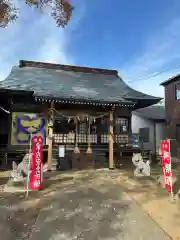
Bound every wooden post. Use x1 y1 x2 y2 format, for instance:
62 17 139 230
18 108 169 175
109 111 114 169
74 116 80 153
86 116 92 154
47 101 54 171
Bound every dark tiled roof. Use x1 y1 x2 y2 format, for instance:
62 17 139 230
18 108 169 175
0 87 33 95
160 74 180 86
2 60 161 105
134 105 165 120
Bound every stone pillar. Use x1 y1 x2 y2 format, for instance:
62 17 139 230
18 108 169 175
108 111 114 169
47 101 54 171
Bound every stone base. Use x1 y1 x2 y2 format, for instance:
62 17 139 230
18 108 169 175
133 176 155 183
3 185 27 193
133 173 151 178
109 167 115 170
156 174 180 198
156 175 176 188
4 179 27 192
7 178 27 187
3 178 40 193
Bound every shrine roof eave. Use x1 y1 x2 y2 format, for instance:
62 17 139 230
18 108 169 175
124 97 163 110
0 87 34 97
34 95 136 108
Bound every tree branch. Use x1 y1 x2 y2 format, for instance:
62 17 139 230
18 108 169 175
0 0 74 28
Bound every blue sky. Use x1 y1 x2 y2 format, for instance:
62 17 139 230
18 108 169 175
1 0 180 97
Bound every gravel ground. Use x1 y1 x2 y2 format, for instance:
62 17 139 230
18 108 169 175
29 174 170 240
0 192 42 240
0 170 172 240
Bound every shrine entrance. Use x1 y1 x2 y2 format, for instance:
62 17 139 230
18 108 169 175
51 111 109 170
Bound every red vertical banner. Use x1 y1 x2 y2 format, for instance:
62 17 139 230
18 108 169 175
29 136 43 190
160 140 172 192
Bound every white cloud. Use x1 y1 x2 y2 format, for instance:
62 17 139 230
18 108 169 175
0 0 85 81
34 21 71 65
121 17 180 97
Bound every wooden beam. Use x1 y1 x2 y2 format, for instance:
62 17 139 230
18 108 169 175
47 102 54 171
109 111 114 169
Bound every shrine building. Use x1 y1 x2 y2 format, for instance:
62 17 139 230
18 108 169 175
0 60 161 170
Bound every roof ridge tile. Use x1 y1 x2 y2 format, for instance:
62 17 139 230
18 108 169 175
19 60 118 75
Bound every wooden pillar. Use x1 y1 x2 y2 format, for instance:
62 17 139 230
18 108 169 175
86 116 92 154
47 101 54 171
74 117 80 153
96 118 101 145
109 111 114 169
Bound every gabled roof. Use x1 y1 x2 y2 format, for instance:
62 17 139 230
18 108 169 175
133 105 165 121
160 74 180 86
2 60 162 108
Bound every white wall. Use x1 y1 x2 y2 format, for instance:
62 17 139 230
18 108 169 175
132 113 154 152
155 122 166 152
131 113 166 153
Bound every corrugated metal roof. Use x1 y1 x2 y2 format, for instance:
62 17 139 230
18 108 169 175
1 61 162 105
134 105 165 120
160 74 180 86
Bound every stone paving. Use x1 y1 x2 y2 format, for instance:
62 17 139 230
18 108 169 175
29 175 170 240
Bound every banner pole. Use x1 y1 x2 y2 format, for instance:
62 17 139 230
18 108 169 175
25 133 32 199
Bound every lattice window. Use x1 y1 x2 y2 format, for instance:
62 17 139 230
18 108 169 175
76 122 87 142
78 122 86 134
115 134 128 144
53 134 62 143
53 133 75 143
115 118 128 133
77 134 87 143
90 134 97 143
67 132 75 143
101 134 108 143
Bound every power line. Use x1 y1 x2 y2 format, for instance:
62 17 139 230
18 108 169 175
127 64 180 84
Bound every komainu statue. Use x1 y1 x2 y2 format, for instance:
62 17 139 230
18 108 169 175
10 152 48 182
10 161 24 182
10 153 32 183
17 153 32 177
132 153 151 177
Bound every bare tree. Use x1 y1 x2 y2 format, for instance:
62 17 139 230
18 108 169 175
0 0 74 28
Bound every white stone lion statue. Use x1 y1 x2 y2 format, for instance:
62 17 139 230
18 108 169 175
132 153 151 177
10 153 48 182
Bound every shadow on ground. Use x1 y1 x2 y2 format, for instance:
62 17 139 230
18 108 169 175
0 168 175 240
32 184 129 239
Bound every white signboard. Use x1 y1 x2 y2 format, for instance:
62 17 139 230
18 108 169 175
59 145 65 157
